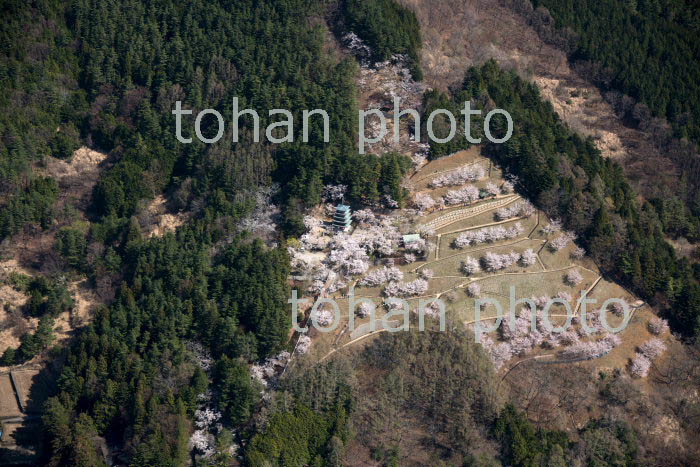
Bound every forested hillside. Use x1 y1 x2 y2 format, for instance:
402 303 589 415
503 0 700 244
530 0 700 144
2 0 700 464
0 0 424 464
429 60 700 338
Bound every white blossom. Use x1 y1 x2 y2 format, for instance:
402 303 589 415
419 268 434 280
638 338 666 360
630 353 651 378
467 283 482 297
482 251 521 272
483 182 500 197
495 201 535 220
570 246 586 259
443 185 480 205
565 269 583 285
296 335 312 354
356 302 374 318
648 317 669 336
429 165 485 188
322 184 347 202
359 266 405 287
541 219 562 235
461 257 481 275
520 249 538 267
383 278 429 297
414 193 437 212
453 223 524 248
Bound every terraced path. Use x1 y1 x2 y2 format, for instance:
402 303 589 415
422 195 520 232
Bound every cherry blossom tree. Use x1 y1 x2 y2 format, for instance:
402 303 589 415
414 193 437 212
404 253 417 264
405 237 427 253
453 223 524 248
639 338 666 360
322 184 347 202
313 306 336 326
356 302 374 318
520 249 538 267
483 182 500 197
565 269 583 286
467 282 481 297
570 246 586 259
556 291 573 303
384 278 429 297
648 317 669 335
609 300 628 317
296 335 312 354
495 201 535 220
549 235 570 252
327 234 370 276
482 251 521 272
489 342 514 369
559 333 620 360
443 185 480 205
630 353 651 378
353 208 377 226
541 219 562 235
429 165 485 188
462 257 481 275
359 266 404 287
501 181 515 194
419 268 434 280
382 194 399 209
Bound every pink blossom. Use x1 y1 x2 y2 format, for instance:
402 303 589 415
461 257 481 275
520 249 538 267
444 185 480 205
429 165 485 188
565 269 583 285
296 335 312 354
638 338 666 360
414 193 437 212
648 317 669 336
630 353 651 378
570 246 586 259
483 182 500 197
467 283 481 297
541 219 562 235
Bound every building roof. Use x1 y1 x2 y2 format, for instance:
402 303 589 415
402 234 421 244
335 204 350 213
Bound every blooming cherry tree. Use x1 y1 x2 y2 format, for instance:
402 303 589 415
639 338 666 360
419 268 434 280
483 182 500 197
495 201 535 221
462 257 481 275
296 335 312 354
414 193 437 212
482 251 521 272
444 185 480 205
570 246 586 259
520 249 538 267
565 269 583 286
322 184 347 202
648 317 669 335
429 165 485 188
467 283 481 297
630 353 651 378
